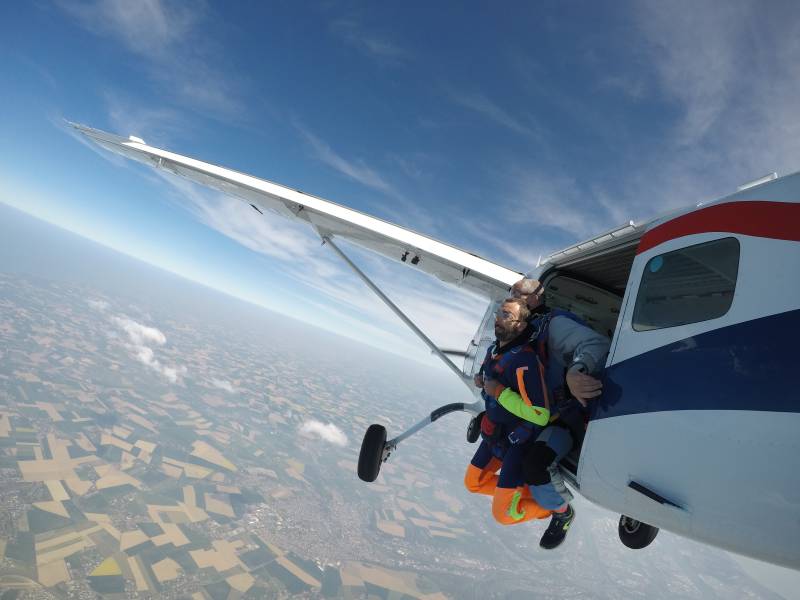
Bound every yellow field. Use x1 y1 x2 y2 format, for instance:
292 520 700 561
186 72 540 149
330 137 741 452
64 478 91 496
150 523 190 547
429 530 457 539
94 465 142 490
286 458 305 473
160 463 183 478
182 485 196 506
120 451 136 470
90 557 122 576
162 457 214 479
190 540 242 572
152 557 181 582
276 556 321 587
33 500 69 518
37 538 92 566
227 572 255 592
120 530 149 551
190 440 237 472
204 494 235 518
376 520 405 537
430 510 457 524
35 402 63 422
216 485 240 494
148 501 207 525
19 459 77 482
126 555 150 592
46 480 69 502
0 413 10 437
409 517 444 529
341 562 421 598
134 439 157 453
37 559 70 587
397 498 431 516
46 434 70 461
125 413 156 433
100 433 133 452
112 425 133 439
36 525 99 551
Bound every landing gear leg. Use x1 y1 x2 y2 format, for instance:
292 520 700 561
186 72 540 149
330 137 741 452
618 515 659 549
357 400 483 482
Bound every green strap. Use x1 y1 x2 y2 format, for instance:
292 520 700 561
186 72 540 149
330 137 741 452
508 491 526 521
497 388 550 426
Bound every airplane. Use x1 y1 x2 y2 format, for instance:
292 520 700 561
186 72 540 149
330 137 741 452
70 122 799 569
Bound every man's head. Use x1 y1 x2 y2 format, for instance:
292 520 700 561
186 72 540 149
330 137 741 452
511 278 545 311
494 298 530 344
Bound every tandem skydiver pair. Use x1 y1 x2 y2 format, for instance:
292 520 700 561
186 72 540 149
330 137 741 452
463 278 610 549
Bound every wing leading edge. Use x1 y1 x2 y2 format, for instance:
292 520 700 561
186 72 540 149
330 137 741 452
70 123 522 299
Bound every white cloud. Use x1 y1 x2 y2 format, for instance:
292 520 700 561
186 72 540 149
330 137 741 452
299 420 348 447
294 123 396 196
503 167 618 240
151 156 486 362
112 316 166 346
57 0 243 119
110 315 186 382
56 0 195 58
636 2 745 147
330 19 410 65
87 298 110 311
211 378 236 393
446 87 540 138
586 1 800 225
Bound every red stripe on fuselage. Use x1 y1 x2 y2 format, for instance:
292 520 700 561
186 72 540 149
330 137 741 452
637 201 800 255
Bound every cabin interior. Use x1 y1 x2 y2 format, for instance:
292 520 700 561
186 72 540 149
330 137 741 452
539 236 646 484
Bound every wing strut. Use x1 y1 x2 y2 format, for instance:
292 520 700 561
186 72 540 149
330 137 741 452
321 234 472 389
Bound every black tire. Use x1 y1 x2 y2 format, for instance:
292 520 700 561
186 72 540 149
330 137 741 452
358 424 387 482
466 412 483 444
618 515 659 549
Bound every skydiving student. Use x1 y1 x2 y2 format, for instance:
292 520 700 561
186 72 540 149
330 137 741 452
464 298 553 528
505 278 610 548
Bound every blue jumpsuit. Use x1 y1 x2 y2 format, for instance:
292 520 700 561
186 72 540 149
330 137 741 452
464 329 552 525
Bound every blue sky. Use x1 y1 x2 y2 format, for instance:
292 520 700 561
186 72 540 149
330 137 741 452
1 1 800 363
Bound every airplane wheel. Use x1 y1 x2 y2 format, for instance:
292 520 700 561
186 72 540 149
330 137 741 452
466 412 483 444
358 424 387 483
618 515 659 549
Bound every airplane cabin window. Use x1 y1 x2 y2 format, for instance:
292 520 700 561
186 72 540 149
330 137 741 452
632 237 740 331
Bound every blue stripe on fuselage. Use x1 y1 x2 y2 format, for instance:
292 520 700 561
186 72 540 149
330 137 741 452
591 309 799 421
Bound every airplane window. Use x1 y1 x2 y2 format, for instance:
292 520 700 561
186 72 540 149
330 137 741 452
632 237 740 331
464 300 501 376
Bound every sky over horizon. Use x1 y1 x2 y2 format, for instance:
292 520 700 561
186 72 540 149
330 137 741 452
1 1 800 595
2 1 800 361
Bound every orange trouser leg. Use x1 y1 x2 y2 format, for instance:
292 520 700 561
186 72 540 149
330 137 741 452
464 457 502 496
491 486 552 525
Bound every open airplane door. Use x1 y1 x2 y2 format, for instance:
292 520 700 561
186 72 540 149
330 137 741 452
578 184 800 567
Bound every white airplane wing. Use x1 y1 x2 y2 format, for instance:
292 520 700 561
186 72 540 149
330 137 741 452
70 123 521 300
